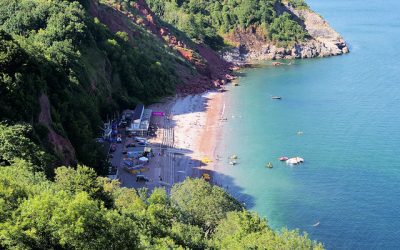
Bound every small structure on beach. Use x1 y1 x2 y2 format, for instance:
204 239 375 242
139 156 149 162
102 122 112 140
202 157 213 164
124 103 152 135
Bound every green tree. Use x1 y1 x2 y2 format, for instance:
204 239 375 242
0 162 323 249
171 222 205 249
269 12 308 46
0 0 179 175
171 178 242 233
0 123 53 172
212 210 324 249
50 192 110 249
146 0 308 48
54 165 113 206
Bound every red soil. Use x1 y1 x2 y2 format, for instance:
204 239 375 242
38 94 77 166
89 0 236 95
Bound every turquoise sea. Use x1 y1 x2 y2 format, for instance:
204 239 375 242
215 0 400 249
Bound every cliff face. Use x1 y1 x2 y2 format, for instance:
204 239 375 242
90 0 234 94
223 3 349 64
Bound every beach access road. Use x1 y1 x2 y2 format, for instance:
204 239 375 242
114 95 210 191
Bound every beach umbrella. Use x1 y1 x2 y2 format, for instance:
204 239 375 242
202 157 212 164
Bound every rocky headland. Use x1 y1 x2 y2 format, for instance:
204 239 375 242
222 2 349 64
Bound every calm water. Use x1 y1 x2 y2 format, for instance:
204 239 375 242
215 0 400 249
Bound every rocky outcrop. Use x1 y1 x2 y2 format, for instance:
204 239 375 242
223 3 349 63
38 94 76 166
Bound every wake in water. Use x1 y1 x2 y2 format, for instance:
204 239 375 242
312 221 320 227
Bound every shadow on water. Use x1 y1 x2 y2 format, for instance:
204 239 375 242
122 142 255 209
208 169 255 209
117 95 255 208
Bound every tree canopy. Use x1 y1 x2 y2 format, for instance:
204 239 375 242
146 0 309 49
0 161 324 249
0 0 179 175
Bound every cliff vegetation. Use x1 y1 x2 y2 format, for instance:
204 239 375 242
0 161 324 249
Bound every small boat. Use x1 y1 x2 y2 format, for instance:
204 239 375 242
230 155 238 159
266 162 273 168
271 96 282 100
279 156 289 161
233 82 239 86
286 157 305 165
229 161 237 165
312 221 320 227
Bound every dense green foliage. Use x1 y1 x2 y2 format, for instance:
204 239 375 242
287 0 309 9
0 123 54 174
146 0 309 49
269 13 308 45
0 1 325 247
0 0 180 174
0 0 311 174
0 161 323 249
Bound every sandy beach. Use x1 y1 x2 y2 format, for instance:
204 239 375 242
175 92 224 167
145 90 225 187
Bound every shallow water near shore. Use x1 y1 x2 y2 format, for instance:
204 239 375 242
215 0 400 249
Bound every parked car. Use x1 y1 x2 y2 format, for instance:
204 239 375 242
137 142 147 146
136 175 149 182
126 143 136 148
116 134 122 143
134 137 147 142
